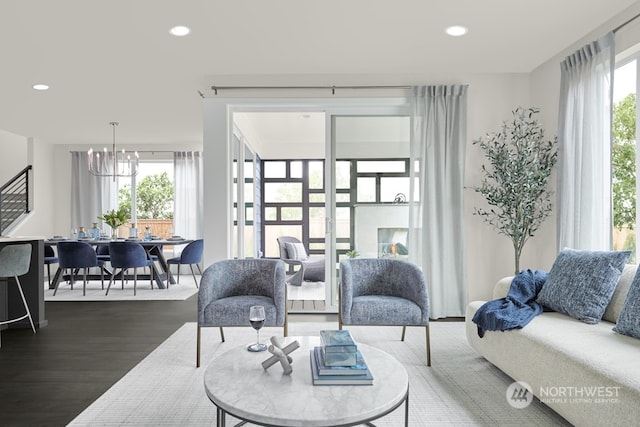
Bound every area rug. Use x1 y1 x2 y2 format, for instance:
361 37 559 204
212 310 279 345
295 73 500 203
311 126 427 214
44 276 199 301
68 321 569 426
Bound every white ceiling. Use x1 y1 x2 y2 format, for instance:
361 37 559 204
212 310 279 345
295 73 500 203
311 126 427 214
0 0 637 147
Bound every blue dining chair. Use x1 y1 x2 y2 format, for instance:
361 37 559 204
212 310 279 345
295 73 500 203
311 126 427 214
95 244 110 262
55 241 105 296
44 245 59 287
166 239 203 288
106 241 155 296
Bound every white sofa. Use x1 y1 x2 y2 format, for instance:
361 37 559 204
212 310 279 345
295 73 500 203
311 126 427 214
465 264 640 427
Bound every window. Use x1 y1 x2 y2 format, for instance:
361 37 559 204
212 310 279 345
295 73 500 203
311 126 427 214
117 160 174 239
612 59 637 262
261 158 411 259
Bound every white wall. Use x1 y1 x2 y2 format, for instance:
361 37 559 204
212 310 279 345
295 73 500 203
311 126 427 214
13 137 57 238
0 131 56 238
0 128 28 183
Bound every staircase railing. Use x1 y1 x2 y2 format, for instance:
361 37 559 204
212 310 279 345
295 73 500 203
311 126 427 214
0 165 32 235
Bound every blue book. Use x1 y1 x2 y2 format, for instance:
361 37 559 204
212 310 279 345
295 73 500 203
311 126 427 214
309 350 373 385
313 347 369 376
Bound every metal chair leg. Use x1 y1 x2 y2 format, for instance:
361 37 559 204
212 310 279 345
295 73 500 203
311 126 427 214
219 327 225 342
105 268 117 295
189 264 198 288
53 268 64 296
46 264 52 286
426 324 431 367
14 276 36 334
401 325 407 341
284 308 289 337
196 325 201 367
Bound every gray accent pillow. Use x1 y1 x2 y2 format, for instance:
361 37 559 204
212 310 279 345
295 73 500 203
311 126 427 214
536 248 631 324
613 267 640 339
285 242 308 260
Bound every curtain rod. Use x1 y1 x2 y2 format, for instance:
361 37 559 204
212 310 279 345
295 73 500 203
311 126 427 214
70 150 183 154
210 85 413 95
613 11 640 33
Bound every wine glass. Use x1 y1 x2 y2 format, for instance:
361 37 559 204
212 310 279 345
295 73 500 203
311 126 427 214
247 305 267 352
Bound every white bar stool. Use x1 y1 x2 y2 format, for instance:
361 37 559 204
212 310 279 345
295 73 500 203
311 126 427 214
0 244 36 348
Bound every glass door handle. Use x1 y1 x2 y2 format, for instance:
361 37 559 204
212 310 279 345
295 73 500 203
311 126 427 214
325 217 334 234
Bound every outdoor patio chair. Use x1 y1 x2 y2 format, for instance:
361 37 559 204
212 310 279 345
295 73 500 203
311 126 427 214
276 236 325 287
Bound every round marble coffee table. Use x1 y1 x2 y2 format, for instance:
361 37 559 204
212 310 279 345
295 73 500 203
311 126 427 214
203 336 409 427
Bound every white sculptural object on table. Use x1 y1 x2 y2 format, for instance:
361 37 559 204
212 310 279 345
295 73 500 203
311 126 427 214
261 336 300 375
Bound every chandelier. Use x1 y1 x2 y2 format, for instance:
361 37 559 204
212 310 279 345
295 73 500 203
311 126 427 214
87 122 139 180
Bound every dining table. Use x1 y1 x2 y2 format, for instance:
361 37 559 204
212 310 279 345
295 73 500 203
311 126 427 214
45 238 193 290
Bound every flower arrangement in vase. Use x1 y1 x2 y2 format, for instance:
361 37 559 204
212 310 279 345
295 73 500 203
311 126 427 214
98 207 129 239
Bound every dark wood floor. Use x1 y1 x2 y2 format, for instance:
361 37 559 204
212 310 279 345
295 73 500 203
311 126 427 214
0 296 197 427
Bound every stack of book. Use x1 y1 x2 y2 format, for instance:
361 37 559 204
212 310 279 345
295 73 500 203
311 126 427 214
309 330 373 385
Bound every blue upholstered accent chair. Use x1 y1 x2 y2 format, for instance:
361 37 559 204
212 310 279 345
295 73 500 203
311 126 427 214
339 258 431 366
277 236 325 287
55 241 105 296
44 245 59 287
196 258 287 367
0 244 36 341
166 239 203 288
106 241 154 296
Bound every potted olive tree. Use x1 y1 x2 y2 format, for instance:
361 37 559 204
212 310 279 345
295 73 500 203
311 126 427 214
473 107 557 274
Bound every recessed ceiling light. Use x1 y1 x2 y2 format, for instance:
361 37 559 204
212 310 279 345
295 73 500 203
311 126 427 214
32 84 49 91
445 25 468 37
169 25 191 37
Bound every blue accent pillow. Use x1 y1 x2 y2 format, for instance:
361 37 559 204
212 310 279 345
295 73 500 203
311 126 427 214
536 248 631 324
613 268 640 339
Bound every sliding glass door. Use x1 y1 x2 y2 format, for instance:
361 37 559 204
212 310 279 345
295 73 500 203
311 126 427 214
326 115 411 310
223 98 411 312
232 132 259 259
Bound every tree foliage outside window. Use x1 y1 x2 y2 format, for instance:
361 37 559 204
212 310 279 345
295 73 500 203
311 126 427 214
119 172 174 219
612 93 636 230
474 107 558 274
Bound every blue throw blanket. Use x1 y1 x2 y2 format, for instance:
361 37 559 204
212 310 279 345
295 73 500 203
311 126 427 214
472 269 548 338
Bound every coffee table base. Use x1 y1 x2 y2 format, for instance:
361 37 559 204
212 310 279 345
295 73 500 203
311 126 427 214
214 387 408 427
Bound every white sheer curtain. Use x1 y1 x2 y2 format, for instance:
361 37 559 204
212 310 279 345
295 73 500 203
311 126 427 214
557 32 615 250
410 85 468 318
70 151 117 232
174 151 203 239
